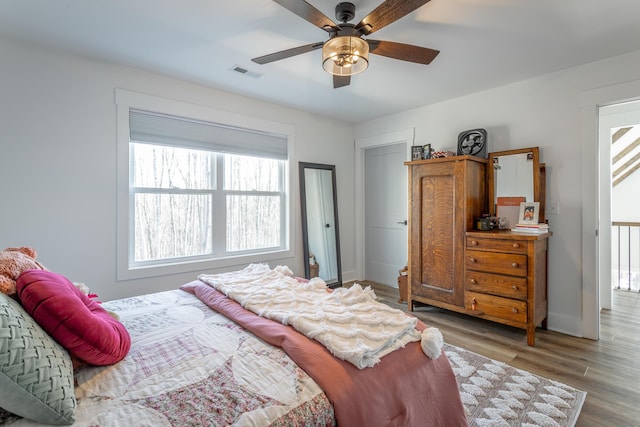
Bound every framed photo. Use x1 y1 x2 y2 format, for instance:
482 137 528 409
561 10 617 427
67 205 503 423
422 144 432 159
411 145 423 161
518 201 540 225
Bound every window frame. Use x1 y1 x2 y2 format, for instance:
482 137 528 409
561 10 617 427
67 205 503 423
116 89 295 281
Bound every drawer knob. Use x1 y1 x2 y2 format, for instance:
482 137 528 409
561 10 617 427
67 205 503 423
511 262 519 268
470 258 477 263
512 243 520 248
471 298 477 311
471 240 478 246
512 285 518 290
512 307 519 314
470 278 477 284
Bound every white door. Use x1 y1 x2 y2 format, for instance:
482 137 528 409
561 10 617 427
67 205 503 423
364 143 408 286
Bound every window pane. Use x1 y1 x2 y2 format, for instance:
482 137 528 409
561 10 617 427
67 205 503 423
134 193 212 262
227 195 280 251
132 143 214 189
224 154 280 191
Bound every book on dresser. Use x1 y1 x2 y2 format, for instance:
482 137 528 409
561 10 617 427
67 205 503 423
511 223 550 233
496 196 526 229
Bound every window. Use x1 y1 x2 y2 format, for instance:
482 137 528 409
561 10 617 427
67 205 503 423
116 90 294 280
131 144 214 264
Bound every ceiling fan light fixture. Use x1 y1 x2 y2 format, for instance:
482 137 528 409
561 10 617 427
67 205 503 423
322 36 369 76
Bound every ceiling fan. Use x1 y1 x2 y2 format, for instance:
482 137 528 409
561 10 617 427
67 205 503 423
252 0 440 88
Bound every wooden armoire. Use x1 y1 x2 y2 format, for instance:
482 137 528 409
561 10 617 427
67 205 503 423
406 155 486 312
406 153 551 346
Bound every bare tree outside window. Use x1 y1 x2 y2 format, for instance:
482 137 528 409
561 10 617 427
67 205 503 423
131 143 284 264
225 155 281 252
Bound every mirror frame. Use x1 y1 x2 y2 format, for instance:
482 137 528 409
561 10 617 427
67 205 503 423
488 147 545 223
299 162 342 288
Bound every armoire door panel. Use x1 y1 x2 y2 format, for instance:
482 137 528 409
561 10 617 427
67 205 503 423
419 174 455 298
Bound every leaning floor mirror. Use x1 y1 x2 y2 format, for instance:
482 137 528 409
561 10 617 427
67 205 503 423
299 162 342 288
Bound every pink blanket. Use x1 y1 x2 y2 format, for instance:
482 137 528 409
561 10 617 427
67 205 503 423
181 280 467 427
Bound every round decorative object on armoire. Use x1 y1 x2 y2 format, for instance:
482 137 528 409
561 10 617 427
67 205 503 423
457 128 487 158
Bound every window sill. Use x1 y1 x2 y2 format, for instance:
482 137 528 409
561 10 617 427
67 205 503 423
116 248 295 282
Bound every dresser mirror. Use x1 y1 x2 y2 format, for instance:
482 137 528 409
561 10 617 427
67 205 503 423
299 162 342 288
488 147 545 225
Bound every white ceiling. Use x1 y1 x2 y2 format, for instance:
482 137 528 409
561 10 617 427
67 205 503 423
2 0 640 123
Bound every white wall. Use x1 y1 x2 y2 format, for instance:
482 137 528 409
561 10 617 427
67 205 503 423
355 50 640 338
613 173 640 221
0 36 355 301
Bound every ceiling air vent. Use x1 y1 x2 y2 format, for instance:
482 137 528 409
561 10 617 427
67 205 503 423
230 64 262 79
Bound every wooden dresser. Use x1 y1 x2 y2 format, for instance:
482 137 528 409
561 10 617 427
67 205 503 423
464 230 550 346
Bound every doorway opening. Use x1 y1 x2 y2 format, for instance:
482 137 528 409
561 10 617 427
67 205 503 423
598 100 640 314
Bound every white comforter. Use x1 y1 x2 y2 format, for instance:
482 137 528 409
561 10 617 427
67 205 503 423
198 264 422 369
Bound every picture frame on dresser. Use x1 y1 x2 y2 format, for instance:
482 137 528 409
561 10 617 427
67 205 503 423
518 201 540 225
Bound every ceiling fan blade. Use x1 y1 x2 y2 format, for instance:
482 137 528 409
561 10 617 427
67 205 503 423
252 41 324 65
333 75 351 88
356 0 431 36
367 40 439 64
272 0 339 32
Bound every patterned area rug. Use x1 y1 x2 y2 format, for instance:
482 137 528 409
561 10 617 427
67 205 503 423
445 344 586 427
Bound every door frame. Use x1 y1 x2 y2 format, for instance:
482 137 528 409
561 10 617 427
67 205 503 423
596 102 640 310
354 128 415 280
580 78 640 340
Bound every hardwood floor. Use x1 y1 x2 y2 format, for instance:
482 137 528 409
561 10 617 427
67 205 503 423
355 281 640 427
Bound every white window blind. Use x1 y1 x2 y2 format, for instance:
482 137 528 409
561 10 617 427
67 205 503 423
129 109 288 160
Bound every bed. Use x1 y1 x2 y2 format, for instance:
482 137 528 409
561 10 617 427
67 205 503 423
1 265 466 426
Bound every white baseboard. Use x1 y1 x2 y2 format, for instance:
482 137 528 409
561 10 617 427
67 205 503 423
546 312 584 338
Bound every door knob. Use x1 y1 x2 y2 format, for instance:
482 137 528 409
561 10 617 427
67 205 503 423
397 220 408 225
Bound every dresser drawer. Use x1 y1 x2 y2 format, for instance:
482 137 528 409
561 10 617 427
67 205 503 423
466 237 527 254
465 270 527 300
465 291 527 324
465 249 527 277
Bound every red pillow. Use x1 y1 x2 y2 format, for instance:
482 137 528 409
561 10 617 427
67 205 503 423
16 270 131 366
